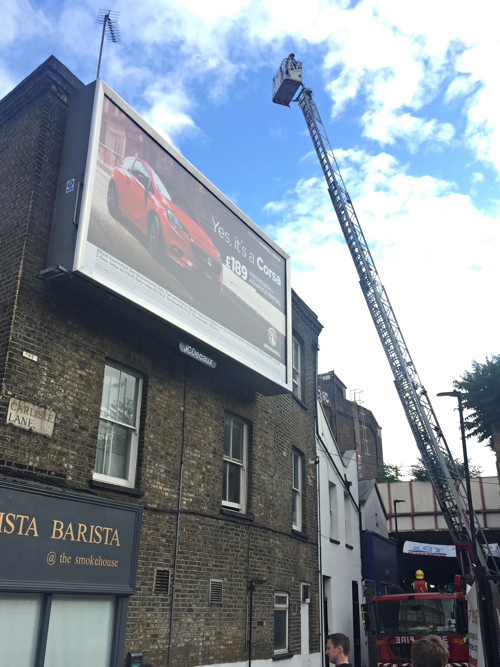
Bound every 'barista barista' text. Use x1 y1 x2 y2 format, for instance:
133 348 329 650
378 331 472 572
0 513 120 546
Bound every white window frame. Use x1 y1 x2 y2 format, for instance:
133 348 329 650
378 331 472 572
222 414 248 512
292 337 302 400
344 491 352 545
329 482 339 540
274 592 289 654
93 362 142 488
292 449 303 531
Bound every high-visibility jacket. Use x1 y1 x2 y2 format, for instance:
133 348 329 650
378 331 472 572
412 579 428 593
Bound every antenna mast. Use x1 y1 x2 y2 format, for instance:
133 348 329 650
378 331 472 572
96 10 121 78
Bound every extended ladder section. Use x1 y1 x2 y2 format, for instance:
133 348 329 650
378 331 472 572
294 85 499 580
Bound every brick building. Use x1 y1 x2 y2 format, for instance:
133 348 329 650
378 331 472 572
318 370 383 478
0 57 322 667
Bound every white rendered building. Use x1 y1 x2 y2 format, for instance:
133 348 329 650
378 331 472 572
317 402 368 667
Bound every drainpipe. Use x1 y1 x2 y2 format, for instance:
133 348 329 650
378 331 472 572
317 451 324 658
313 345 326 662
248 579 266 667
166 359 189 667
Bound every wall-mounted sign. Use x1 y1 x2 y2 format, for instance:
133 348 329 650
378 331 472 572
0 481 142 593
7 399 56 436
403 539 500 558
179 342 216 368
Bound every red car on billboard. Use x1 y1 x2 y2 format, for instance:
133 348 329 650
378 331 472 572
107 157 223 284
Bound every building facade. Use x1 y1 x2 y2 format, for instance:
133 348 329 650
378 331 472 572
317 371 383 478
316 403 368 667
0 57 323 667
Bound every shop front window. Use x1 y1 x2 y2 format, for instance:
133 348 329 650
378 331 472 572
45 595 114 666
0 594 41 666
0 593 115 667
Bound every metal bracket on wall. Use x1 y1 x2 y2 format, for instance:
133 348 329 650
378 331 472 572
37 265 71 280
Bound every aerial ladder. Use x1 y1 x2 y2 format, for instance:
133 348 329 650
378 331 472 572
272 57 500 667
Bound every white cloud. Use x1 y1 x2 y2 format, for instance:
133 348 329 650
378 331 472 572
0 64 17 100
1 0 498 474
141 84 199 149
300 0 500 166
3 0 498 171
361 109 455 150
1 0 51 49
264 149 499 472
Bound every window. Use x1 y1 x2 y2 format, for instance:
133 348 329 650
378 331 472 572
0 593 115 667
222 414 248 512
0 594 40 665
292 449 303 531
131 159 151 189
274 592 289 654
45 596 114 665
344 492 352 545
94 363 142 488
121 156 134 172
329 482 339 540
292 337 302 399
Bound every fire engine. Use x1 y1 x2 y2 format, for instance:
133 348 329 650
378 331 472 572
372 576 468 667
272 58 500 667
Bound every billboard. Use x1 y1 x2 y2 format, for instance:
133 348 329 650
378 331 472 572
50 81 290 389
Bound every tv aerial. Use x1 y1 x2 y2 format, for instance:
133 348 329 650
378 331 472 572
96 10 121 78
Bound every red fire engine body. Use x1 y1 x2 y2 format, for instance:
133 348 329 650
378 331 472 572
372 589 469 667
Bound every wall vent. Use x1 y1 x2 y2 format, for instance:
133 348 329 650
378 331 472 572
209 578 223 604
154 568 170 595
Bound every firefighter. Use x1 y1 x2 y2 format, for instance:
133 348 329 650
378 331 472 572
412 569 429 593
284 53 298 76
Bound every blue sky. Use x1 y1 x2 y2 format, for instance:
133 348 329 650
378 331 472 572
4 0 499 476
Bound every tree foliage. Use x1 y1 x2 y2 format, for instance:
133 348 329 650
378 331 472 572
454 355 500 450
375 463 402 483
410 457 482 481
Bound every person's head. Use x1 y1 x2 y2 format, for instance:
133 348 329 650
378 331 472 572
411 635 449 667
415 569 425 580
326 633 350 664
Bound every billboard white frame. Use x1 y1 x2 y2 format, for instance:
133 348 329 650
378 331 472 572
69 80 291 390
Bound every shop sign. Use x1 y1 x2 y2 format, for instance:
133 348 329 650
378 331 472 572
0 481 142 594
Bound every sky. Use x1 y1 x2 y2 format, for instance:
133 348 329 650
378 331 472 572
3 0 499 477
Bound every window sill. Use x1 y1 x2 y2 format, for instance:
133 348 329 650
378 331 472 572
272 652 293 661
89 479 145 497
292 529 309 541
329 538 340 545
345 543 354 550
292 393 307 410
221 508 255 521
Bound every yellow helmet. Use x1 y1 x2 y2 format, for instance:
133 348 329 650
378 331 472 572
415 570 424 579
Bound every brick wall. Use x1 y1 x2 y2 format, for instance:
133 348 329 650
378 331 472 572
0 58 322 666
318 370 384 478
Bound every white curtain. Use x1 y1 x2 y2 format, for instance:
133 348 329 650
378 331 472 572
0 594 42 666
44 595 114 667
